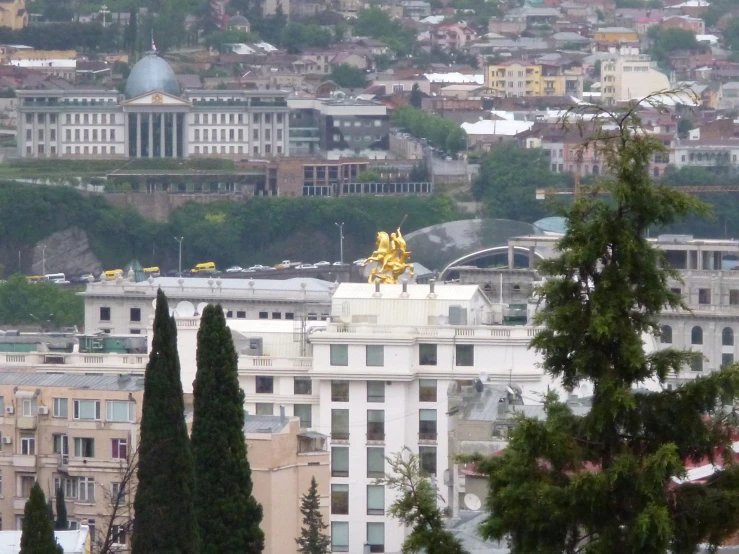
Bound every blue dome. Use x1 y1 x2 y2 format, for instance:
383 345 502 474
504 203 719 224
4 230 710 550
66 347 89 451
124 54 181 99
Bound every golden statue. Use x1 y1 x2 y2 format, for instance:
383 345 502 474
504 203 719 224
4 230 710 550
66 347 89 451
363 225 415 284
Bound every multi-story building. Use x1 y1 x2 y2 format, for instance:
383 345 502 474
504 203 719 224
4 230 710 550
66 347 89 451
16 53 290 159
593 26 639 42
430 23 477 50
81 276 335 335
0 373 143 545
484 60 583 99
0 0 27 30
672 140 739 173
601 54 671 105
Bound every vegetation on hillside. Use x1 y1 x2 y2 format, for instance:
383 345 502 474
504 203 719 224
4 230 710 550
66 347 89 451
0 182 461 276
394 106 468 155
0 276 83 328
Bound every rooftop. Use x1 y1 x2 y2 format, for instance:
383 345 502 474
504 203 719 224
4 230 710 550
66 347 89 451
243 413 290 434
0 372 145 391
0 527 89 554
332 282 486 302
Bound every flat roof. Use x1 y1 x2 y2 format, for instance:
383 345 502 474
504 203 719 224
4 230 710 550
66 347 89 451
0 372 144 391
333 282 485 302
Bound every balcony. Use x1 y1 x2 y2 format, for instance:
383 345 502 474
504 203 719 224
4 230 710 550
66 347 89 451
17 416 36 430
13 497 29 510
13 454 36 468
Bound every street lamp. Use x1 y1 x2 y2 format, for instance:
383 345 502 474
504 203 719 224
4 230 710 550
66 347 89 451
174 237 184 274
334 222 344 266
99 4 109 27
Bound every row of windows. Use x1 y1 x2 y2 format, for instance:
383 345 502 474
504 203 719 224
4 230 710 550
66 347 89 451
330 408 437 442
193 128 283 142
193 113 283 125
333 119 384 128
57 113 118 125
61 129 117 142
661 325 735 346
331 484 384 515
24 113 58 124
331 445 437 478
100 307 140 322
16 433 129 460
0 397 133 422
193 144 283 155
329 379 437 403
331 521 384 552
330 343 472 367
60 145 117 155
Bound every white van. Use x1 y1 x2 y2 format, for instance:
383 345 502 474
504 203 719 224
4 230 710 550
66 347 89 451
44 273 66 283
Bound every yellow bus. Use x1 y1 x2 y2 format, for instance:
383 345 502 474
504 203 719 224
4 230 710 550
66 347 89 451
192 262 216 273
104 269 124 280
27 276 44 284
143 266 161 277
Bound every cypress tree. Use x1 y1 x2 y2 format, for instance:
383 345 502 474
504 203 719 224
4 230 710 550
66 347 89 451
20 483 63 554
191 304 264 554
132 289 199 554
54 486 67 530
295 477 330 554
473 95 739 553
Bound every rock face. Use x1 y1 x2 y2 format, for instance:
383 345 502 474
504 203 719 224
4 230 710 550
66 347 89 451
31 227 103 277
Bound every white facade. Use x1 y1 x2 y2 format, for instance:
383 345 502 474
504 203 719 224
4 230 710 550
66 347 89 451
601 54 670 105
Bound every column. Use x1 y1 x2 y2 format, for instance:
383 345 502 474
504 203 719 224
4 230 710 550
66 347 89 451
148 114 153 159
136 113 142 158
529 245 536 268
172 112 178 158
124 112 129 157
181 114 188 159
160 113 165 158
508 244 515 269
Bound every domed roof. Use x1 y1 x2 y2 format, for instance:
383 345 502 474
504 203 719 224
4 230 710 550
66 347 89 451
228 14 250 26
124 53 181 99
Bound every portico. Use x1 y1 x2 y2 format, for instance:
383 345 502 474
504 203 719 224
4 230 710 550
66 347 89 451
122 92 189 158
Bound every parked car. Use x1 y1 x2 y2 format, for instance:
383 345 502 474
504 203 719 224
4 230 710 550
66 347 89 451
315 261 330 267
225 266 243 273
249 264 268 270
297 264 317 269
353 258 366 265
332 261 344 266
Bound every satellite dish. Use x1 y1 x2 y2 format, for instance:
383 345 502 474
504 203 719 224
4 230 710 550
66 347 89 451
177 301 195 318
197 302 209 317
151 299 158 309
479 371 489 383
464 493 482 511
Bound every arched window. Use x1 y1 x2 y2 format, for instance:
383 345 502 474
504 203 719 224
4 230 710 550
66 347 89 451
691 326 703 345
723 327 734 346
660 325 672 344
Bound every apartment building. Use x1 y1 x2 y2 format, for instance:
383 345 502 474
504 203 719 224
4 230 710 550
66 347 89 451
484 60 583 99
0 373 143 548
81 276 334 335
672 140 739 173
601 54 671 105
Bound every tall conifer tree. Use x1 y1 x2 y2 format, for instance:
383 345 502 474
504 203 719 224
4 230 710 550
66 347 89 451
20 483 63 554
295 477 331 554
191 304 264 554
132 289 198 554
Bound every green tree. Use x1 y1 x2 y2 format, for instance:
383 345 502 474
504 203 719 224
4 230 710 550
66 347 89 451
409 83 423 108
0 275 83 328
54 487 67 531
725 17 739 51
295 477 330 554
191 304 264 554
380 448 467 554
472 143 568 221
472 98 739 554
132 289 199 554
354 169 382 183
20 483 63 554
327 64 367 88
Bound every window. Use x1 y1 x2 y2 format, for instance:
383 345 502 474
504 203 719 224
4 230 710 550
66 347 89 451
112 525 127 545
367 381 385 403
111 482 126 503
106 401 133 422
367 522 385 553
331 409 349 440
258 312 268 319
294 404 312 428
456 344 474 366
691 354 703 372
0 397 3 413
271 312 281 319
367 485 384 515
724 327 734 346
691 326 703 345
366 345 384 367
99 307 111 321
367 447 384 478
367 410 384 441
20 434 35 455
419 344 437 365
74 437 94 458
331 484 349 514
419 409 437 440
419 446 437 476
419 379 437 402
74 400 101 420
53 434 68 455
660 326 672 344
256 376 274 394
54 477 77 499
330 345 348 366
332 381 349 402
294 377 312 395
699 288 711 305
332 446 349 477
78 477 95 502
723 353 734 368
255 403 273 415
22 398 34 417
331 522 349 552
20 475 35 497
130 308 141 322
731 290 739 305
111 439 127 459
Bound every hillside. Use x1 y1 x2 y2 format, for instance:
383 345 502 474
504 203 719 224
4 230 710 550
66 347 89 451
0 182 462 276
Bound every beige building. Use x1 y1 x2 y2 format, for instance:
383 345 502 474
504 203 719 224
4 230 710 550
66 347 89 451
601 54 671 105
0 373 143 549
0 0 28 30
245 413 329 554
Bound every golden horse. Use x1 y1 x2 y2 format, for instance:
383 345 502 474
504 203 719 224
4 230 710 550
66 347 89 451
363 229 414 284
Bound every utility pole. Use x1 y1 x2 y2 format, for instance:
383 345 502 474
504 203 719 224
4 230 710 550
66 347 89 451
174 237 184 274
334 222 344 265
37 244 47 276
